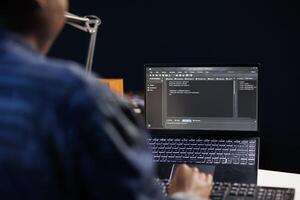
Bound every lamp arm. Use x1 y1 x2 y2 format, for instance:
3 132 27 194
64 12 102 73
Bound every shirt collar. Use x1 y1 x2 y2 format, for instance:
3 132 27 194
0 27 42 57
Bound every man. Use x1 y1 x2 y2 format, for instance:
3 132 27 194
0 0 212 200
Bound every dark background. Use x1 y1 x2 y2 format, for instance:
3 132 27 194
49 0 300 173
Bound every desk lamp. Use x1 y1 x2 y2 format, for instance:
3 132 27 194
64 12 101 73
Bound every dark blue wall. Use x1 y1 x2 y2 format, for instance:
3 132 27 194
49 0 300 173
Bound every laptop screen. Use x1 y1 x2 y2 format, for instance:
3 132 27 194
145 65 259 131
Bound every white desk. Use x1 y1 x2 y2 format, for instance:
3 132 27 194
258 169 300 200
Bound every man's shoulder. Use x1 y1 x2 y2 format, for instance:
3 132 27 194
25 56 108 95
10 53 114 106
44 58 111 95
31 57 88 85
42 58 119 106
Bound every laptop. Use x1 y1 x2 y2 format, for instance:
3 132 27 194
145 64 260 184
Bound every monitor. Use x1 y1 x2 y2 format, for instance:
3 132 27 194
145 65 259 131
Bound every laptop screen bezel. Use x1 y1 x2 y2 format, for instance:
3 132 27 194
144 63 261 138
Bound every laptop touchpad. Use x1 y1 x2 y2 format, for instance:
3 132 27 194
157 163 215 180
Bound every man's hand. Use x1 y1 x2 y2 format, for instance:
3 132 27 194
168 164 213 199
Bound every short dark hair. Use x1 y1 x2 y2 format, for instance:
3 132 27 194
0 1 41 33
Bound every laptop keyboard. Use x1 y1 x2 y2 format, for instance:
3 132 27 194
155 179 295 200
148 138 256 166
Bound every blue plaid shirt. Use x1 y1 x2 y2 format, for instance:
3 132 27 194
0 28 166 200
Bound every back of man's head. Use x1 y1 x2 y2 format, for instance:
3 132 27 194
0 1 40 34
0 0 69 54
